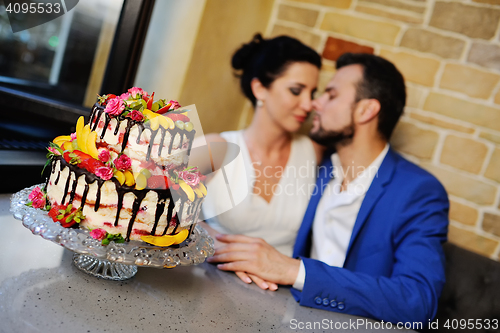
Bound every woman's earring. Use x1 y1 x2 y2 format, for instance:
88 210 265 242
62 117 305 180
256 100 263 108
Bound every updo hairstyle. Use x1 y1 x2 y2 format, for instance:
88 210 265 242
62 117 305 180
231 33 321 106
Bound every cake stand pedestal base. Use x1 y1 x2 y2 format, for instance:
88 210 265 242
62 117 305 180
72 254 138 280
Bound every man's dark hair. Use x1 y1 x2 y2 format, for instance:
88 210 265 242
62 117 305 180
232 33 322 107
336 53 406 141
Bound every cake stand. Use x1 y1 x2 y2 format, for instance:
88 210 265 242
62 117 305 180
10 185 215 281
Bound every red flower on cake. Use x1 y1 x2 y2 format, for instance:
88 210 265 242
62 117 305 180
168 100 181 110
114 154 132 171
128 87 148 99
98 149 110 163
178 170 200 187
128 110 144 122
95 166 114 180
104 97 125 116
120 92 130 100
90 228 107 241
28 186 46 209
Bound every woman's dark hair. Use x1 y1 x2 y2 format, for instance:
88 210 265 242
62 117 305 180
232 33 321 106
336 53 406 141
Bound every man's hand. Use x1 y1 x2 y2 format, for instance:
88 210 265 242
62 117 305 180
207 234 301 286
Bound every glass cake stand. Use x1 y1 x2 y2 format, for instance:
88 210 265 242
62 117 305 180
10 185 215 281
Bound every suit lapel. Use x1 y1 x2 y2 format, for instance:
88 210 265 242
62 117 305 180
345 148 398 258
293 157 333 258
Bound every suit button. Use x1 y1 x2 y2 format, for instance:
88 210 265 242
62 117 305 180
314 297 322 305
322 298 329 306
330 300 337 308
337 302 345 310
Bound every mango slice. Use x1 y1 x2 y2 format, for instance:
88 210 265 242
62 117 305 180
149 116 160 130
78 125 91 154
124 170 135 186
178 179 195 202
198 182 207 196
193 187 204 199
86 131 99 159
158 115 174 130
76 116 84 141
114 170 126 185
53 135 72 148
140 229 189 247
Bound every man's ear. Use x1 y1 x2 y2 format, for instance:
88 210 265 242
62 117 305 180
356 99 381 124
251 78 267 102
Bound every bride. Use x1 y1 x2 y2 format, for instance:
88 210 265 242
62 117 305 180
199 34 323 288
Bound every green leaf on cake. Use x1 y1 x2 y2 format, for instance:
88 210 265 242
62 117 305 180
101 233 125 246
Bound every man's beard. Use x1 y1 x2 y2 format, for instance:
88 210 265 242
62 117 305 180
309 116 355 149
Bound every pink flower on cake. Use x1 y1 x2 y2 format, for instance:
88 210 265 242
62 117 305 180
29 186 46 209
178 170 200 187
95 166 114 180
128 87 148 99
48 147 61 156
128 110 144 122
120 92 130 100
98 149 110 163
168 100 181 110
114 154 132 171
104 97 125 116
70 132 77 141
90 228 107 241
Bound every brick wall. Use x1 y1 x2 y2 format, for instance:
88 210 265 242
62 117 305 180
266 0 500 260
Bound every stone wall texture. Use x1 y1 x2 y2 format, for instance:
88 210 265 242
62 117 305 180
267 0 500 260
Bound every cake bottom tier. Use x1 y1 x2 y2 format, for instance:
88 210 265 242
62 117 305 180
46 159 204 241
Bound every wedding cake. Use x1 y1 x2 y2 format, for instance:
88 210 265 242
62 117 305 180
30 87 206 246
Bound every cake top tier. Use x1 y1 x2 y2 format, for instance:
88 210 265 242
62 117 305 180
49 87 205 200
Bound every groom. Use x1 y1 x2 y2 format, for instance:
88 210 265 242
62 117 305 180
208 53 449 324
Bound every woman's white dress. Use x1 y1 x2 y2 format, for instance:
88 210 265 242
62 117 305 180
201 130 317 257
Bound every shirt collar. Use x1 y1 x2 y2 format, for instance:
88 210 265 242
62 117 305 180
330 143 390 196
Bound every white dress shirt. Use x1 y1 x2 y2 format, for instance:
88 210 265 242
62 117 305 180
293 144 389 290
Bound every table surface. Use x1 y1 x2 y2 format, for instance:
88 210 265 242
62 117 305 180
0 193 416 333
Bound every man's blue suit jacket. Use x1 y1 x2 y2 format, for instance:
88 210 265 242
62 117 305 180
291 147 449 324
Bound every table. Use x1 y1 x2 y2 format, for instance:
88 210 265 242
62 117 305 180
0 193 416 333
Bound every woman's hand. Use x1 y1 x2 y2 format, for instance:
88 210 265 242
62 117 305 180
235 271 278 291
207 234 300 286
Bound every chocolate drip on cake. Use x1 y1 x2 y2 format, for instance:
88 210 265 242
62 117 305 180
158 128 167 157
136 125 145 144
121 119 135 152
101 114 112 140
80 184 90 209
162 194 176 236
168 129 178 155
114 118 121 135
60 170 72 205
90 105 103 130
186 131 195 155
68 175 78 204
125 191 148 242
151 191 170 235
114 188 126 227
54 171 60 185
146 128 158 161
94 180 104 211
